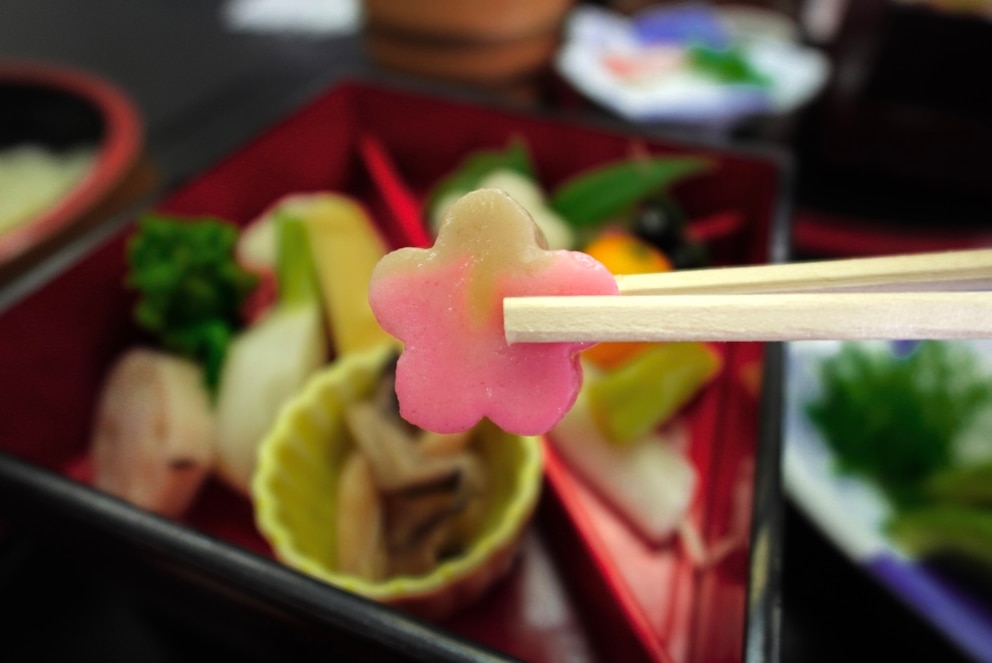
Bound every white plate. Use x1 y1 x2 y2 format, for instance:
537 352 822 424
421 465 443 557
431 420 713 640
555 4 829 128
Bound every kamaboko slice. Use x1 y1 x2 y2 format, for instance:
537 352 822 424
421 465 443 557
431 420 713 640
91 348 215 517
369 188 618 436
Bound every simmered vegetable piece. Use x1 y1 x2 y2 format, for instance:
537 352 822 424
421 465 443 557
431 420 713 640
337 362 489 580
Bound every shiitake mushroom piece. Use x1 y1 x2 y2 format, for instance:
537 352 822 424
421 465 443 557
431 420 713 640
344 400 465 492
385 454 488 577
384 454 487 549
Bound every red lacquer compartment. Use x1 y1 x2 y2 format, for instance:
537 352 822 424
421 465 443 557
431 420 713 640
792 208 992 258
0 80 786 663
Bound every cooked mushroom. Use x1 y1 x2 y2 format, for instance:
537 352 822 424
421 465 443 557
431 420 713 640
418 428 475 457
338 368 492 580
384 453 488 576
344 400 464 492
336 451 388 581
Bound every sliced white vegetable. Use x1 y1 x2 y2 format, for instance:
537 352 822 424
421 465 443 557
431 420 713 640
91 348 215 518
214 302 327 494
550 390 696 544
478 169 576 250
343 400 463 492
236 210 277 272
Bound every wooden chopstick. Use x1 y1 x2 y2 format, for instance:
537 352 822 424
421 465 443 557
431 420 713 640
503 249 992 344
614 248 992 295
505 292 992 343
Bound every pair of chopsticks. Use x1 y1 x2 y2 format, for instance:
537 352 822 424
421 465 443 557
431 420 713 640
504 249 992 343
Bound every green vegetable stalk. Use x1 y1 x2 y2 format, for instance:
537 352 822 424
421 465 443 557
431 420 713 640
271 210 319 309
126 214 258 391
213 212 328 494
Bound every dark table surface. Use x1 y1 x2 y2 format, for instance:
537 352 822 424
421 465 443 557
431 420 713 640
0 1 980 662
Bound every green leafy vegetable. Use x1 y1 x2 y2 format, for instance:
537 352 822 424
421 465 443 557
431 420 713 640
126 214 258 391
687 43 769 86
808 341 992 574
806 341 992 509
549 157 710 230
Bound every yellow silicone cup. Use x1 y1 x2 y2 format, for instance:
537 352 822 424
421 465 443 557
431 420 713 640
251 343 544 621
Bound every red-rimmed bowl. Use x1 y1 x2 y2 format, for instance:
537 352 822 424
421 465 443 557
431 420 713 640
0 60 142 269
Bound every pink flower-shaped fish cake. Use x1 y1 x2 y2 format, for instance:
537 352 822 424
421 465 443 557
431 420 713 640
369 188 619 436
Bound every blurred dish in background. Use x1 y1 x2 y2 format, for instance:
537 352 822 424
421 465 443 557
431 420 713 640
556 2 829 129
0 145 96 235
0 60 144 281
361 0 575 100
785 339 992 663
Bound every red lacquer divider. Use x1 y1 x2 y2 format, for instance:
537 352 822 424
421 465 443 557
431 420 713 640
358 133 433 249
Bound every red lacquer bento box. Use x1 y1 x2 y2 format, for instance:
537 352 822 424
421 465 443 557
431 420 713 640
0 79 787 663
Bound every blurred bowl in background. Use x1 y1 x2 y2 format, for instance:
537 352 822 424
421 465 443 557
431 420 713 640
0 60 144 280
555 3 829 131
361 0 574 97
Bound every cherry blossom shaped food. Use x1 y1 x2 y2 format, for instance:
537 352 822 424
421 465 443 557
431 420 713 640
369 188 619 436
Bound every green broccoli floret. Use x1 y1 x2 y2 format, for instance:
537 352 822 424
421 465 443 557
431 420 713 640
125 214 258 391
